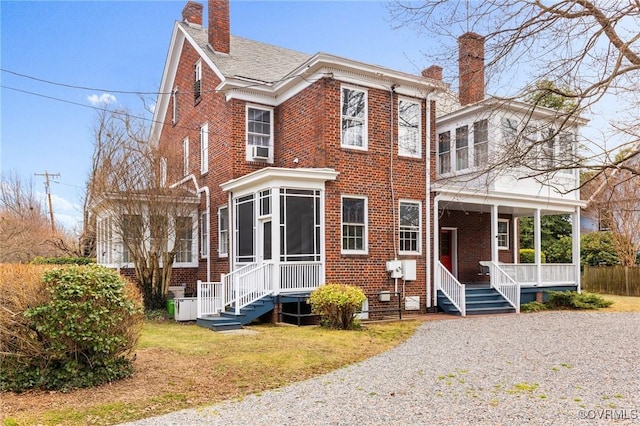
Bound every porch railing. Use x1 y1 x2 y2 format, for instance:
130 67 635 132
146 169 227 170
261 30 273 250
280 261 322 292
437 261 466 316
486 261 520 313
197 280 223 318
224 262 274 315
498 263 577 286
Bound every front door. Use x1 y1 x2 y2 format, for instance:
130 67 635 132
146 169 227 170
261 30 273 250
439 229 453 273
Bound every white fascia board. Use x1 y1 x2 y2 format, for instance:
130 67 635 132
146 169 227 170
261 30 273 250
433 186 586 210
220 167 339 195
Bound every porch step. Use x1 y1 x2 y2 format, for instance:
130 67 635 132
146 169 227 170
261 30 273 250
197 295 277 331
438 287 516 316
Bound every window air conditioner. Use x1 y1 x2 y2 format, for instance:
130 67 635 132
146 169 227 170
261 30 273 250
251 145 270 160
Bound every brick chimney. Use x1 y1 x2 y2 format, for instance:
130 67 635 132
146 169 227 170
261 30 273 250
458 32 485 106
181 1 203 25
208 0 230 54
422 65 443 81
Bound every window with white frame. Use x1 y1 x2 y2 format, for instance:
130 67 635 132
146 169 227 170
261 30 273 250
121 214 142 264
455 126 469 171
172 88 178 124
280 189 321 261
182 137 189 176
438 131 451 174
218 206 228 257
341 87 367 149
200 122 209 174
341 196 367 253
473 119 488 167
399 201 421 254
558 131 575 174
200 211 209 258
194 61 202 101
175 216 193 263
398 99 421 157
541 128 556 169
247 106 272 147
97 217 113 265
497 219 509 249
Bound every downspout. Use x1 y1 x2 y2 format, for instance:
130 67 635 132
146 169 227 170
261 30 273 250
389 84 398 260
170 174 211 282
425 93 433 309
433 193 442 307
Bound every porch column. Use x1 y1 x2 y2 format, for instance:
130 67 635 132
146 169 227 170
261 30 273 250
433 196 441 298
271 187 281 294
513 217 519 263
491 204 499 262
534 208 542 286
572 207 581 292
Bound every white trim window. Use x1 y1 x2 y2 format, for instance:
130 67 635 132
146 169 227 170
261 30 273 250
172 87 178 124
398 99 421 158
341 86 367 149
497 219 509 249
175 216 194 264
218 205 229 257
247 106 272 147
455 125 469 171
182 137 189 176
473 119 488 167
194 60 202 101
200 122 209 174
341 196 367 254
438 131 451 174
399 200 421 254
200 211 209 258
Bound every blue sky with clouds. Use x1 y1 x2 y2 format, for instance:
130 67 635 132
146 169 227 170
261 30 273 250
1 0 451 230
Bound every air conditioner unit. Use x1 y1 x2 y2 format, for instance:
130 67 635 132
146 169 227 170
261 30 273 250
251 145 270 160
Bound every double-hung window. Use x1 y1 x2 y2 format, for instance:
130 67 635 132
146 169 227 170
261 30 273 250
438 131 451 174
398 99 421 157
455 126 469 171
341 87 367 149
175 216 193 263
542 128 556 169
473 119 488 166
497 219 509 249
218 206 228 257
200 122 209 174
341 196 367 253
247 107 272 147
194 61 202 102
399 201 421 254
182 137 189 176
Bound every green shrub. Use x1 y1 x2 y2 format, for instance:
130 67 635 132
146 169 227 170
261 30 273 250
521 301 546 312
309 283 366 330
519 249 546 264
0 265 144 392
31 256 95 265
544 290 613 310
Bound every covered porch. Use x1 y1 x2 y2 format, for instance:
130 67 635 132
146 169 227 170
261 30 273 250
433 189 582 315
198 167 339 323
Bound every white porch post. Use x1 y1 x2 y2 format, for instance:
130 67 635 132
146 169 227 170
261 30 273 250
271 187 281 294
534 208 542 286
319 188 327 285
513 217 519 263
491 204 499 262
572 207 581 292
433 195 441 302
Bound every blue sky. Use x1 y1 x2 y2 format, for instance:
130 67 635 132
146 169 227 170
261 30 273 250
1 0 451 230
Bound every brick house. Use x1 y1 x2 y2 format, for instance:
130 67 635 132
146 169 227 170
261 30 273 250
95 0 586 325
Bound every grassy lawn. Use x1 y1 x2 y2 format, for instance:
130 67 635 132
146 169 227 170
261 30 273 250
2 319 423 426
598 293 640 312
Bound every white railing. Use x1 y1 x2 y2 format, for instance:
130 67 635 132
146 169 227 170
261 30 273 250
486 262 520 313
223 262 274 315
197 280 223 318
280 261 322 292
495 263 577 286
437 261 466 316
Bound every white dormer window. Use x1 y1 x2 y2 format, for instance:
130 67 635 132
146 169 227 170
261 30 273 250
341 86 368 150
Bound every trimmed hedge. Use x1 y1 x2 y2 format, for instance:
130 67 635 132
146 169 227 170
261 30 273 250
31 256 95 265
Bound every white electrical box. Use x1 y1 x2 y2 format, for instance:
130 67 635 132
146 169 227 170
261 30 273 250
405 296 420 311
386 260 403 278
401 260 417 281
174 297 198 321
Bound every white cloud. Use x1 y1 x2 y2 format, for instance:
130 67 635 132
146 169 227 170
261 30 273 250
87 93 117 106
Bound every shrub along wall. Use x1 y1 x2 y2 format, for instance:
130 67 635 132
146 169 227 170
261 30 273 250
0 264 144 392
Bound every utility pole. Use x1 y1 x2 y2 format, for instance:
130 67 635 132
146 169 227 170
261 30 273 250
35 171 60 233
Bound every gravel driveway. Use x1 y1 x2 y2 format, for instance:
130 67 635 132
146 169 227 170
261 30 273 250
121 312 640 425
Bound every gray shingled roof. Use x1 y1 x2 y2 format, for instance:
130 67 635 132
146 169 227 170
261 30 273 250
181 22 312 84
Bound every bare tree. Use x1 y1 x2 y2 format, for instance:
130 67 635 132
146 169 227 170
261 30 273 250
89 107 200 308
391 1 640 185
0 172 63 262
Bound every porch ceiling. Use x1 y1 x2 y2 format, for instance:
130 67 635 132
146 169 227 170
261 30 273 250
437 200 571 217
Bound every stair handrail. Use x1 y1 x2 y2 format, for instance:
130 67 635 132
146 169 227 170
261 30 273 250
222 263 258 313
437 261 466 316
234 262 275 314
487 261 521 313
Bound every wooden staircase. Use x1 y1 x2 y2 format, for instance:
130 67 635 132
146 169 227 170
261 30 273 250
196 295 276 331
438 286 516 315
